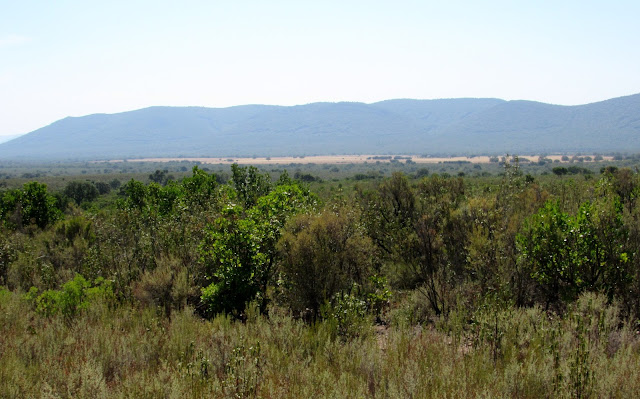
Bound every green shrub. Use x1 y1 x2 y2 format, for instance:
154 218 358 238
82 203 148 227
366 274 392 319
278 207 376 319
321 290 371 340
27 274 114 320
0 182 61 230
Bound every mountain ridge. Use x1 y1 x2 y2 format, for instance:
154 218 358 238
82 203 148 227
1 94 639 160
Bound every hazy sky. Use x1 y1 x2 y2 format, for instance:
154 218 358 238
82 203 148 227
2 1 639 137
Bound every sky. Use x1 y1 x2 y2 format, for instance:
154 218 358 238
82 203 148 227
1 0 640 137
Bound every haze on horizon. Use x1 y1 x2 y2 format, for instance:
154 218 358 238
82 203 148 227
1 1 639 137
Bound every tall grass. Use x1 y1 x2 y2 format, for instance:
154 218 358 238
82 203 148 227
1 289 639 398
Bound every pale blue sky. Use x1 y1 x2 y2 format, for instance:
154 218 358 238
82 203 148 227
1 0 639 136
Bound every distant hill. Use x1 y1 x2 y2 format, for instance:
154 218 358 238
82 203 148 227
0 134 24 145
1 94 639 160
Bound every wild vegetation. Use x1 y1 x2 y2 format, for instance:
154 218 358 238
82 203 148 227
2 157 640 397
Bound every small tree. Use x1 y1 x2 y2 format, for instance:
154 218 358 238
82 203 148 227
1 182 60 229
552 167 568 176
518 196 631 307
231 164 271 207
63 181 99 205
95 181 111 195
149 169 174 186
199 182 315 317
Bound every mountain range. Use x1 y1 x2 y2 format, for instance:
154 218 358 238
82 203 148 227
1 94 639 161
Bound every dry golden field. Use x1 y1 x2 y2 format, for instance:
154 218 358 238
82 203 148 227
110 154 612 165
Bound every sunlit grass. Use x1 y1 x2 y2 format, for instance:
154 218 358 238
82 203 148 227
1 289 639 398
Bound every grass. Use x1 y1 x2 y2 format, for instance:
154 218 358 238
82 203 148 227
1 289 639 398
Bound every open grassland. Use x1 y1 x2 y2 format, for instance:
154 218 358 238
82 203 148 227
2 290 640 398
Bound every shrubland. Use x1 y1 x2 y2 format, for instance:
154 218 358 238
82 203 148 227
2 159 640 397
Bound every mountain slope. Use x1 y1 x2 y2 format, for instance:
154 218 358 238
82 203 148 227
431 94 640 153
1 95 639 160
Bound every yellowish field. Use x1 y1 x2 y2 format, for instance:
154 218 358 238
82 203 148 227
111 154 612 165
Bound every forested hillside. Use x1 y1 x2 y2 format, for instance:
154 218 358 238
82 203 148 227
2 161 640 397
2 93 639 160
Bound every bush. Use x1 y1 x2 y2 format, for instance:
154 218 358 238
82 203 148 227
27 274 114 320
321 290 371 340
278 207 376 319
133 257 195 316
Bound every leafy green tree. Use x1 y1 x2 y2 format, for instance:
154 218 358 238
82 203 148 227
199 181 315 316
149 169 174 186
0 182 60 229
199 205 263 317
121 179 148 210
408 175 467 315
231 164 271 207
517 201 572 306
95 181 111 195
63 181 99 205
28 274 113 320
248 184 317 309
181 166 219 209
552 167 568 176
608 168 638 211
145 182 185 216
109 178 121 190
360 173 468 315
0 189 20 226
518 195 631 307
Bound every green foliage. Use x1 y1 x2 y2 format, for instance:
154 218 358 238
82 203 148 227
148 169 174 186
22 182 63 229
518 201 571 303
411 175 468 315
321 290 370 340
121 179 148 210
95 181 111 195
0 181 61 229
109 178 121 189
146 181 183 215
609 168 639 211
63 180 99 205
231 164 271 207
360 172 415 256
53 215 93 243
27 274 114 319
518 194 631 306
133 256 195 316
5 162 640 396
120 166 221 216
200 205 263 317
366 274 392 318
199 180 315 317
362 172 469 316
278 206 376 318
181 165 219 208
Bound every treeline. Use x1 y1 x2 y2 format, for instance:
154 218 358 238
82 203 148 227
1 162 639 321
